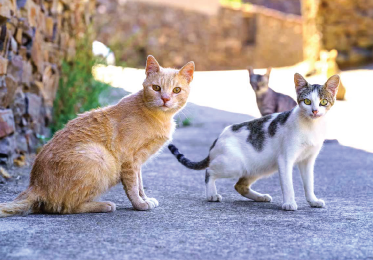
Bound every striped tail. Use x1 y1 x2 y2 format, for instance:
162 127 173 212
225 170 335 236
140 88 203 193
0 188 37 218
168 144 209 170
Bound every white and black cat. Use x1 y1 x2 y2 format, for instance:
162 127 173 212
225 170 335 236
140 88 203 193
169 73 340 211
248 67 297 116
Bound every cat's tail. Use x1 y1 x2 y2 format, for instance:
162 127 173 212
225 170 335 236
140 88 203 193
168 144 209 170
0 188 38 218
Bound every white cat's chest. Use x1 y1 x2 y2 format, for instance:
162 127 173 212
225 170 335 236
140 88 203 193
292 123 326 162
296 117 327 143
299 129 324 147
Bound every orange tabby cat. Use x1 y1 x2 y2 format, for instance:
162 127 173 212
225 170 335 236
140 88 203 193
0 55 195 217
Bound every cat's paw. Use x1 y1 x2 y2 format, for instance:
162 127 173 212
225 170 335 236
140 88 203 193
308 199 325 208
145 198 159 209
282 201 298 211
256 194 272 202
207 194 222 202
102 201 117 212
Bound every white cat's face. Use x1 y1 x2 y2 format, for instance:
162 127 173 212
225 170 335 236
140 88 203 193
298 89 329 119
294 74 340 120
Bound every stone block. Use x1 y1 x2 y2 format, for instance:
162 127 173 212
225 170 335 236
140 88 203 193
42 64 58 106
22 60 32 87
45 16 55 40
15 26 23 44
14 132 28 154
25 129 38 153
0 56 8 75
26 93 42 123
11 87 26 126
31 29 44 74
6 54 23 82
0 0 16 21
0 108 15 138
25 0 41 28
0 134 16 166
0 74 17 108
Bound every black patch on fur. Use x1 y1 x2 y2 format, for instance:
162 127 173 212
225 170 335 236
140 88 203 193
231 115 272 152
210 138 218 151
268 109 293 137
205 170 210 184
168 144 209 170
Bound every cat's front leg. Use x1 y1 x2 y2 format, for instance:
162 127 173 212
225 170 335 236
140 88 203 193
138 169 159 208
278 157 297 211
121 166 157 211
298 156 325 208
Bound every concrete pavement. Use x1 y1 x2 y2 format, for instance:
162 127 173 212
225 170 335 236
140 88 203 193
1 102 373 259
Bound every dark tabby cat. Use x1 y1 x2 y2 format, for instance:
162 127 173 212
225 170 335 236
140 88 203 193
248 67 296 116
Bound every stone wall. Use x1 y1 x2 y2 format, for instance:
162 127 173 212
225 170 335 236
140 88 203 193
252 5 303 68
95 0 303 71
302 0 373 68
0 0 95 166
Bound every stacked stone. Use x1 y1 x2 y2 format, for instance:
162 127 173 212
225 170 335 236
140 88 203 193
0 0 96 167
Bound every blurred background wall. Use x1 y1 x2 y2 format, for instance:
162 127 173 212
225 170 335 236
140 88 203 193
95 0 373 70
95 0 303 70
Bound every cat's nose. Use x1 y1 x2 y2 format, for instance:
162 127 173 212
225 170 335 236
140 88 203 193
161 96 170 103
312 110 318 115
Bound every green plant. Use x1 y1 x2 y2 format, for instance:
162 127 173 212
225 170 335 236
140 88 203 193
182 118 192 127
51 36 111 134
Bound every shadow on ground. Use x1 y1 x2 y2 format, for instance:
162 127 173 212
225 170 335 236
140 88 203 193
0 103 372 260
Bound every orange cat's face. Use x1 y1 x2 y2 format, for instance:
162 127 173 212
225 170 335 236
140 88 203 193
142 56 195 112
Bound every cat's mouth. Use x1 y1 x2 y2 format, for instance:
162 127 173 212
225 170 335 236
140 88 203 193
310 114 322 119
160 103 172 111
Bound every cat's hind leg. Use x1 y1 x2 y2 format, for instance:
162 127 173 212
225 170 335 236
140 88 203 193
205 169 222 202
234 176 272 202
73 201 116 214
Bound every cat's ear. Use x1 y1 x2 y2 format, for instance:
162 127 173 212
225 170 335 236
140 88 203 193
266 67 272 77
325 74 340 96
179 61 195 84
145 55 160 76
294 73 308 94
247 67 254 76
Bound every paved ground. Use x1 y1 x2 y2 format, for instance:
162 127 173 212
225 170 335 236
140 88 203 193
1 101 373 259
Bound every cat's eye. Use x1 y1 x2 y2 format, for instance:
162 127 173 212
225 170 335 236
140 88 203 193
304 99 311 105
152 85 161 91
173 87 181 94
320 99 328 106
